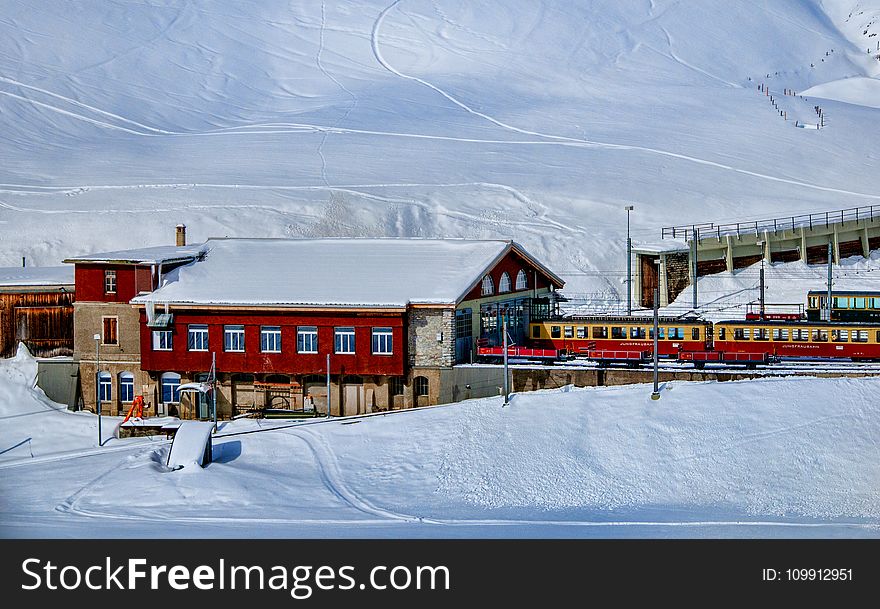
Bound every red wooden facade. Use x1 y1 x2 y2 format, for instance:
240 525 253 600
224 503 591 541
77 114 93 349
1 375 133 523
0 291 74 358
75 265 154 302
462 250 553 301
139 310 406 376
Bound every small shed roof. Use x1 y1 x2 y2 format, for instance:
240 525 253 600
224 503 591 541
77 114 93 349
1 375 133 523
0 266 74 288
63 243 207 265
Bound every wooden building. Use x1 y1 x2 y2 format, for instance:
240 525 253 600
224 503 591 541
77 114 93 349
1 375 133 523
0 266 75 358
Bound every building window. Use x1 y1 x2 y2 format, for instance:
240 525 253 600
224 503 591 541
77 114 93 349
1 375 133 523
515 270 528 290
102 317 118 345
152 330 173 351
499 272 511 293
335 327 355 354
297 326 318 353
261 326 282 353
481 275 494 296
97 371 112 402
389 376 405 396
414 376 429 397
104 270 116 294
372 327 393 354
188 325 209 351
161 372 181 404
119 372 134 403
224 325 245 352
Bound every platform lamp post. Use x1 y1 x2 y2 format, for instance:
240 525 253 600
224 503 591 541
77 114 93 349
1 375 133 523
625 205 634 316
93 333 103 446
502 306 510 407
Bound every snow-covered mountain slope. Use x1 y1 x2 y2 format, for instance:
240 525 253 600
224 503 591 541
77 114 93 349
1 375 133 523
1 0 879 296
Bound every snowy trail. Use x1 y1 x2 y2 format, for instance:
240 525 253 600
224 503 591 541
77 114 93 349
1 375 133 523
370 0 880 200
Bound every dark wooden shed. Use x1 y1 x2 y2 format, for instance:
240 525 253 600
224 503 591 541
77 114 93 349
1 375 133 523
0 267 75 358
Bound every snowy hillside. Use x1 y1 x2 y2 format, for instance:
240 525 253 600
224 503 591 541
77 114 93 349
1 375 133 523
2 0 880 297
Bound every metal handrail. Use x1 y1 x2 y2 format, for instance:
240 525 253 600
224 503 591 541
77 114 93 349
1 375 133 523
661 204 879 240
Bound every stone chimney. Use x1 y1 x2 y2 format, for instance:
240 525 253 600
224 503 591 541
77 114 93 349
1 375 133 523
176 224 186 247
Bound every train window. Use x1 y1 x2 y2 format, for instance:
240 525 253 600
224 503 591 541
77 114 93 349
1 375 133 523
807 296 818 309
576 327 587 339
733 328 745 340
593 326 608 339
872 298 880 309
649 327 666 339
692 328 700 340
630 327 646 339
832 297 848 309
792 328 808 342
854 298 866 309
754 328 769 341
611 327 625 339
717 327 726 340
532 325 541 339
669 327 685 340
551 326 561 339
564 326 574 339
832 329 848 342
811 329 828 342
772 328 789 341
852 330 869 343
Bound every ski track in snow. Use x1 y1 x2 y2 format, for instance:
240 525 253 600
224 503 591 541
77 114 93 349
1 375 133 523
28 415 879 533
370 0 880 200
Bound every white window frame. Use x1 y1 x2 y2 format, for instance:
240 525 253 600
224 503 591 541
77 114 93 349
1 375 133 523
372 327 393 355
261 326 282 353
152 329 173 351
515 269 528 290
97 371 112 402
481 275 494 296
297 326 318 354
335 327 356 354
224 325 245 352
188 324 209 351
498 272 511 293
161 372 181 404
104 270 117 294
119 372 134 403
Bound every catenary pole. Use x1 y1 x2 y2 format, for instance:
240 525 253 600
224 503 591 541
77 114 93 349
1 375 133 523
626 205 634 315
502 308 510 407
826 241 833 321
651 288 660 401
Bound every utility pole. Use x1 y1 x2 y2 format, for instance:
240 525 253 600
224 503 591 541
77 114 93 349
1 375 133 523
626 205 634 316
326 354 332 417
502 308 510 407
826 241 833 321
651 288 660 401
691 230 698 310
94 334 103 446
211 352 217 433
757 240 765 319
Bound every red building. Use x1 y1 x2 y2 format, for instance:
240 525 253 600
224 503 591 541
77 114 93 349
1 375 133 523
69 235 564 419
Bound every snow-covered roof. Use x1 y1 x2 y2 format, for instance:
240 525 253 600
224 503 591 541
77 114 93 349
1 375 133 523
63 243 207 265
0 266 74 287
133 238 561 309
632 240 689 254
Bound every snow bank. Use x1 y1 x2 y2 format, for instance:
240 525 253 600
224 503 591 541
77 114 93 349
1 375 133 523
166 421 214 470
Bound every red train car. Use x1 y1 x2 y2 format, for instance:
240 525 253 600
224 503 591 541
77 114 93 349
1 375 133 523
713 319 880 361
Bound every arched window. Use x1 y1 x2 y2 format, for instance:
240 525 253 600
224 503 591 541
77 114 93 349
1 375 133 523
515 269 528 290
119 372 134 403
161 372 181 404
98 372 112 402
499 272 511 293
481 275 494 296
414 376 429 397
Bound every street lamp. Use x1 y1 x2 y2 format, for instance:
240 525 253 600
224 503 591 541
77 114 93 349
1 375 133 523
93 333 103 446
625 205 634 316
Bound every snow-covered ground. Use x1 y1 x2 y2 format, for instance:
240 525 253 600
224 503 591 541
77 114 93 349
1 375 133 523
1 346 878 538
2 1 880 298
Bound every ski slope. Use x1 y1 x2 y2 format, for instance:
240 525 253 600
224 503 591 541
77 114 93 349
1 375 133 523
1 0 879 298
